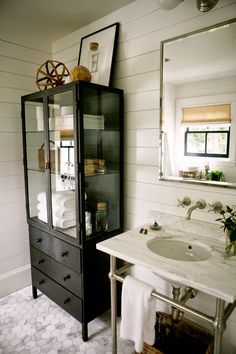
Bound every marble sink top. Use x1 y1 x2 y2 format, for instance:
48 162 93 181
97 217 236 303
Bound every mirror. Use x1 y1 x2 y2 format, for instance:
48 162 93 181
159 18 236 188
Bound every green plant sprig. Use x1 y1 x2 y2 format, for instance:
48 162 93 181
216 205 236 242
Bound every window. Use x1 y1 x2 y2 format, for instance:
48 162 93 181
184 126 230 158
182 104 231 158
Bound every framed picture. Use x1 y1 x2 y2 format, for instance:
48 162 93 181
78 22 119 86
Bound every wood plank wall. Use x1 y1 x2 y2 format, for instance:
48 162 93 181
0 38 48 296
52 1 236 352
0 0 235 352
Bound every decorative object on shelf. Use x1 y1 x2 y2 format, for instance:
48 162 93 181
216 206 236 255
70 65 91 82
38 141 60 173
84 159 105 176
36 60 70 90
179 170 202 179
96 202 108 232
78 22 119 86
207 169 225 182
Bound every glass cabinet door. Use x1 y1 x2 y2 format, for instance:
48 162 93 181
23 90 79 240
24 98 47 221
47 90 78 239
80 85 122 241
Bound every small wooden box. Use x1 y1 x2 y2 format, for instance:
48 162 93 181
38 142 60 173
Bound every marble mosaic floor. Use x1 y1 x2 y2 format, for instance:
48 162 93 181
0 286 135 354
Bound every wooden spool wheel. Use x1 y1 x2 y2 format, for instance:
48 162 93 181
36 60 70 90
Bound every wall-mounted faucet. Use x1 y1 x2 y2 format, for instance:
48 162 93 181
186 199 206 220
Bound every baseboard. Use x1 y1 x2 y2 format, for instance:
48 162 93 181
0 265 31 298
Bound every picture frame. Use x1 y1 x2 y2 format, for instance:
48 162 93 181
78 22 119 86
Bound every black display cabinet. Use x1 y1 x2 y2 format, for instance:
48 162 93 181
21 80 124 341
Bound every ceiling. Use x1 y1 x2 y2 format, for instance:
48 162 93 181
0 0 136 51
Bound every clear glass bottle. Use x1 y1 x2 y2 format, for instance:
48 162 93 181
96 202 108 232
88 42 100 82
85 193 92 236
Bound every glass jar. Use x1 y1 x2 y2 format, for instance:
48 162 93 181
85 210 92 236
96 202 108 232
225 232 236 255
88 42 100 82
85 193 92 236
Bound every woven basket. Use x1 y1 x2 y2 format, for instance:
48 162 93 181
141 312 213 354
38 141 60 173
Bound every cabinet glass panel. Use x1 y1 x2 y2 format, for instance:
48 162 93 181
24 99 46 221
48 91 77 238
81 87 121 239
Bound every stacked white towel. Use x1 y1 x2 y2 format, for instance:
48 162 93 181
120 275 156 353
37 191 76 229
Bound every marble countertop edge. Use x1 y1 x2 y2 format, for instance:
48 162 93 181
97 227 236 303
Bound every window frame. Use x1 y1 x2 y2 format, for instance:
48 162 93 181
184 128 230 158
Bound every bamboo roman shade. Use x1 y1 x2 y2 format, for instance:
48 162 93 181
181 104 231 124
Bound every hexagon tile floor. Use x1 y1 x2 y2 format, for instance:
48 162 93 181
0 286 135 354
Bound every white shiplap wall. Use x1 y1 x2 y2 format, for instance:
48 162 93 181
0 38 49 296
52 0 236 352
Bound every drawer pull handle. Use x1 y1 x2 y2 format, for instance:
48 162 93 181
38 259 45 264
63 274 71 281
61 251 68 257
64 297 71 304
36 238 42 243
39 280 45 285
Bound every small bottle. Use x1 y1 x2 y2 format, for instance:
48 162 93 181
85 193 92 236
88 42 100 82
85 210 92 236
96 202 108 232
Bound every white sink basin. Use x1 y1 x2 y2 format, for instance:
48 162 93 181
147 238 212 262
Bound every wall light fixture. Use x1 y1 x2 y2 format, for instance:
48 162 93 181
157 0 219 12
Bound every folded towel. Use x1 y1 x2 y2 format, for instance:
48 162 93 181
54 209 75 219
120 275 156 353
37 202 75 214
37 191 75 206
38 211 76 229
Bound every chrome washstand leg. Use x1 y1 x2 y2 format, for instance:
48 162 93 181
109 255 117 354
213 298 226 354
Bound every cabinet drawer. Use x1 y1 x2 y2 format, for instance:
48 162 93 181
31 247 82 297
32 267 82 322
52 237 81 273
29 226 51 256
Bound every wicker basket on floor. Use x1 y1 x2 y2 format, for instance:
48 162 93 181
141 312 213 354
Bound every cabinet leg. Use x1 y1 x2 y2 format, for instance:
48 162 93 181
32 285 38 299
82 322 88 342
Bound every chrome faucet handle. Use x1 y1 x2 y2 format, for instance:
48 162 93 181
208 201 223 213
196 199 206 209
177 196 191 207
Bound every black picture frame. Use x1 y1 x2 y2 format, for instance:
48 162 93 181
78 22 119 86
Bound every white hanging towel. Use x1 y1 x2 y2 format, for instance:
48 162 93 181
120 275 156 353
